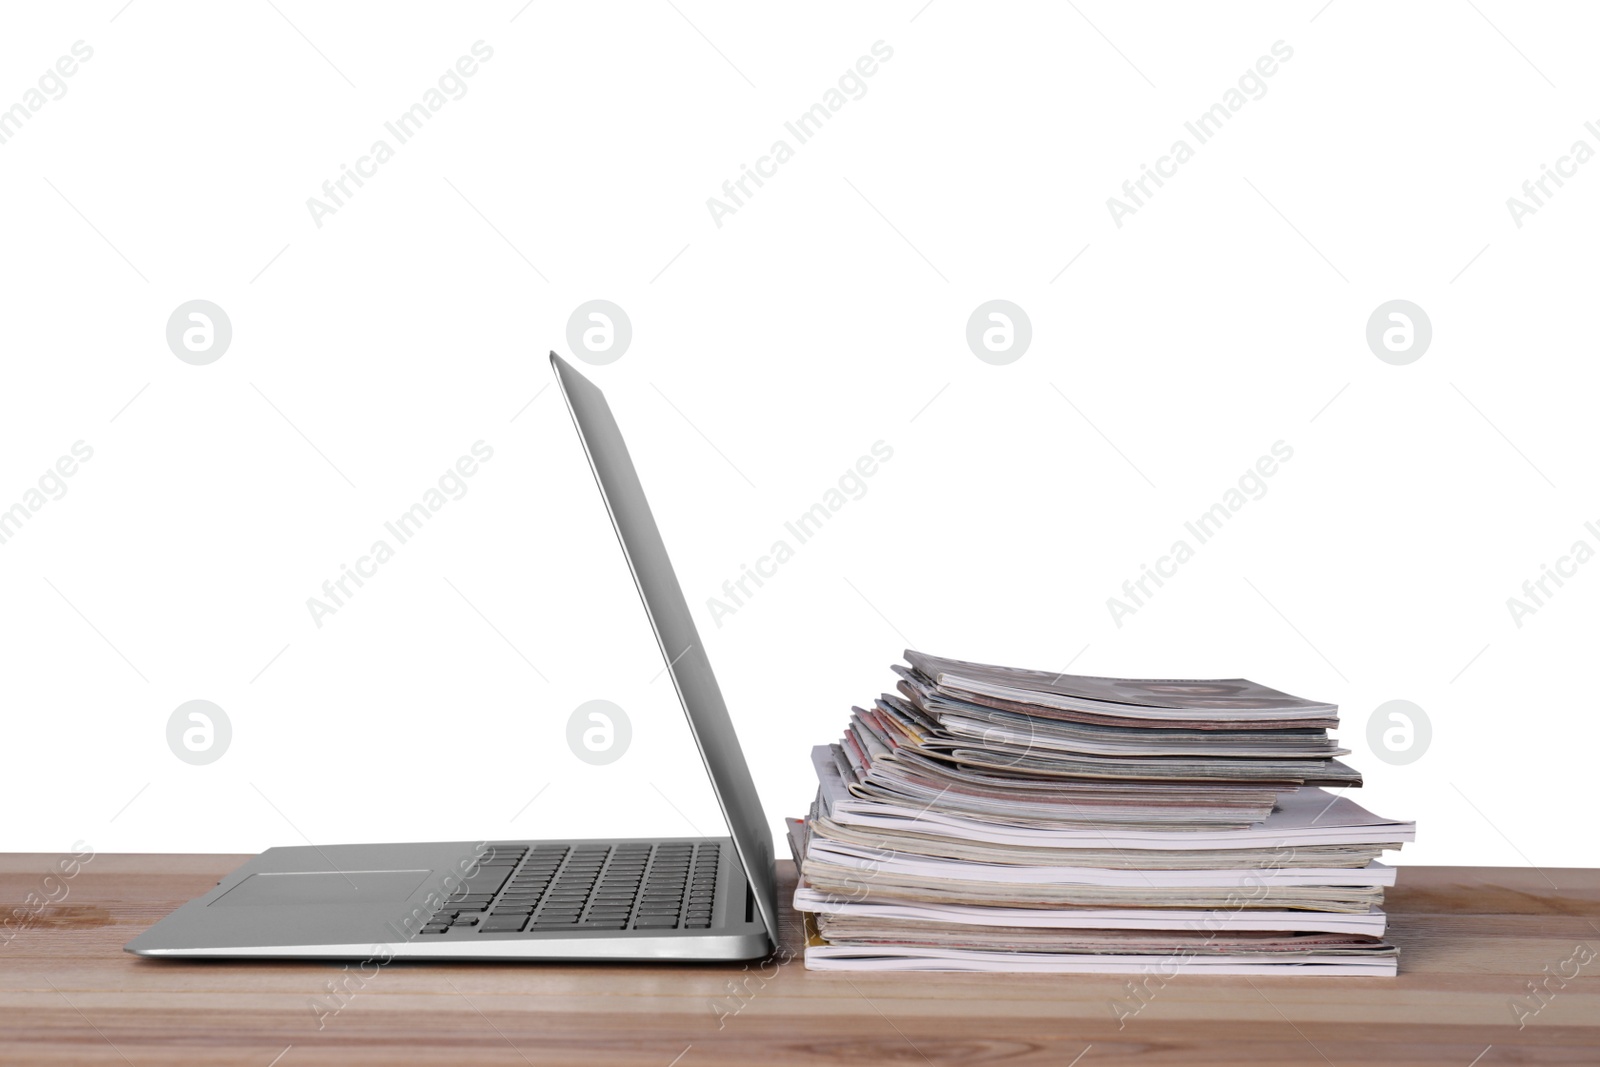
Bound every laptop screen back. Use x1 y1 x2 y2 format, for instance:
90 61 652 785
550 353 779 947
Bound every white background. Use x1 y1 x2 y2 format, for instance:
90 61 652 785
2 1 1595 872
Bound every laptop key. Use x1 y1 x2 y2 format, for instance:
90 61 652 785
480 917 529 932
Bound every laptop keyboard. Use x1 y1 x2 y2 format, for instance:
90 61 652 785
420 842 720 935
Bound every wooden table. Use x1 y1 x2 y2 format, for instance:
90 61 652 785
2 855 1596 1066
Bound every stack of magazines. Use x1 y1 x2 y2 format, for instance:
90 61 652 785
788 650 1415 975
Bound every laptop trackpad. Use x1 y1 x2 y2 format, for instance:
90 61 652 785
211 870 431 906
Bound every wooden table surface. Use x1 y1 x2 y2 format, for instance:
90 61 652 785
1 855 1597 1066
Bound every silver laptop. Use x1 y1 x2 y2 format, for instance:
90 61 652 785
126 353 778 961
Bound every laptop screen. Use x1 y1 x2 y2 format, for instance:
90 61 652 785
550 353 779 947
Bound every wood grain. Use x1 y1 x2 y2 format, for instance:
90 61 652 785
1 855 1596 1066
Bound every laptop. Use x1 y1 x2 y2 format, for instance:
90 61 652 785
126 353 779 961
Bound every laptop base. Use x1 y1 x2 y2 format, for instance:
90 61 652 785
126 837 773 962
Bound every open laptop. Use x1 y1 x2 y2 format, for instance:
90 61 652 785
126 353 778 961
